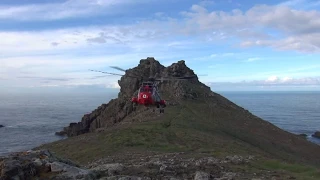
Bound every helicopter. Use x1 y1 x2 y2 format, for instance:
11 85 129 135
89 66 197 113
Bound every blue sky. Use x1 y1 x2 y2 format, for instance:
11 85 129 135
0 0 320 92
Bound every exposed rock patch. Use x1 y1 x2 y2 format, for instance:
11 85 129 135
0 150 97 180
312 131 320 139
0 149 303 180
297 133 308 139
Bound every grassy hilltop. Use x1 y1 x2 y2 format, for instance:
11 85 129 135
36 58 320 179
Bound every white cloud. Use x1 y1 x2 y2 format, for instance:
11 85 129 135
0 0 156 21
246 57 260 62
199 0 215 7
2 1 320 53
206 76 320 88
1 1 320 89
178 3 320 52
266 76 279 82
277 0 320 9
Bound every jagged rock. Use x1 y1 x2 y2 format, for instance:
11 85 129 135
0 159 34 179
0 149 96 180
194 171 209 180
50 161 95 179
312 131 320 139
61 57 212 137
225 155 250 164
55 130 67 136
297 133 308 139
298 133 307 137
91 163 124 176
214 172 237 180
100 176 151 180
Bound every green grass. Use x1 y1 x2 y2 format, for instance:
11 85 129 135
36 100 258 164
252 159 320 180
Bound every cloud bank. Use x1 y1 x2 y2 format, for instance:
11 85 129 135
1 0 320 90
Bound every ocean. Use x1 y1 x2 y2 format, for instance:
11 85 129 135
219 91 320 145
0 91 319 156
0 91 118 156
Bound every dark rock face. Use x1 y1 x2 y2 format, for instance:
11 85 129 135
87 152 256 180
61 57 212 137
297 133 308 139
312 131 320 139
0 150 96 180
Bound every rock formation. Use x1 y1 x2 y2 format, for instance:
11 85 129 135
0 125 4 128
59 57 212 137
50 57 320 169
0 150 97 180
312 131 320 139
1 150 275 180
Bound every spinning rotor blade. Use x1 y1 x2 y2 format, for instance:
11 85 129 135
110 66 126 72
89 69 124 76
89 69 140 79
110 66 143 79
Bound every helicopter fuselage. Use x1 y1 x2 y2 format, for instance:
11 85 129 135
131 81 166 108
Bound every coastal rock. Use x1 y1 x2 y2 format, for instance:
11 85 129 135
0 149 96 180
91 163 125 176
312 131 320 139
297 133 308 139
50 161 95 179
55 130 67 136
61 57 212 137
194 171 209 180
84 153 258 180
0 150 293 180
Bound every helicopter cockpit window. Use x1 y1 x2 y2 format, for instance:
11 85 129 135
140 86 152 93
139 87 145 92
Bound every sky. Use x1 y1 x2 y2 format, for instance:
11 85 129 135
0 0 320 92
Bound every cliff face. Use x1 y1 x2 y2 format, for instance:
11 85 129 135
60 57 212 137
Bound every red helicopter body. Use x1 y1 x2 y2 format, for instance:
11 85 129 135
131 82 166 112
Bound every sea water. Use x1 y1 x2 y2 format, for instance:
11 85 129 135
0 91 319 156
219 91 320 145
0 91 118 156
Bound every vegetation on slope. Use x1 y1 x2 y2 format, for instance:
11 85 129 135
37 95 320 179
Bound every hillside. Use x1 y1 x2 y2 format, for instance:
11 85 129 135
32 57 320 179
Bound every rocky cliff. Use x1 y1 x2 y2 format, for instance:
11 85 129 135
58 57 213 137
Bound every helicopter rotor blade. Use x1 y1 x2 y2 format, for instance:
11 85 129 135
89 69 124 76
109 66 144 79
89 69 141 79
110 66 126 72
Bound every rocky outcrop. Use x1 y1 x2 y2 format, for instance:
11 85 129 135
60 57 213 137
0 150 97 180
297 133 308 139
0 149 303 180
312 131 320 139
87 152 256 179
